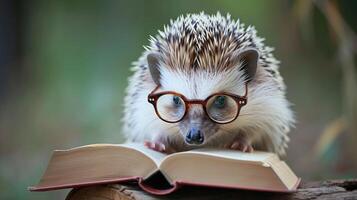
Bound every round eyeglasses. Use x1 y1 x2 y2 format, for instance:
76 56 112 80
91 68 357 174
147 84 248 124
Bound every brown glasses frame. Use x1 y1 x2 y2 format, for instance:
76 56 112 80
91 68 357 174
147 83 248 124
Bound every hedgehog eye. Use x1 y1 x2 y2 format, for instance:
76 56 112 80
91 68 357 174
213 96 226 109
172 96 182 106
206 94 238 123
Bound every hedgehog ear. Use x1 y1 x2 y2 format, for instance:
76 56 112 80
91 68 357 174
147 53 162 85
236 48 259 82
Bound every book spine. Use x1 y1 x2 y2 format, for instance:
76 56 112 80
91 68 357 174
137 177 179 195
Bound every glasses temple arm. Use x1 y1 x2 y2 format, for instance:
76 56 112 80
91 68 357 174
149 85 161 95
243 83 248 98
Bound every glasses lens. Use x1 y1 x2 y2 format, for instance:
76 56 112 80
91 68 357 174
206 95 239 123
156 94 186 122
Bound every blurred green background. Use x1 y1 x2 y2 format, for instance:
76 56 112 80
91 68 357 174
0 0 356 199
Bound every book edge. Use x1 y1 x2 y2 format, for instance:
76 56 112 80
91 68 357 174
267 159 300 190
175 177 301 193
28 176 141 192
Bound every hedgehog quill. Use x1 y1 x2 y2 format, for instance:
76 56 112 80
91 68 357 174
123 13 295 156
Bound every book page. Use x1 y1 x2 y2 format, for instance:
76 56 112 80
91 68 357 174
121 143 167 166
173 148 277 164
70 143 168 166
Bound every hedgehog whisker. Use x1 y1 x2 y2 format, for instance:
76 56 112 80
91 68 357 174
219 128 236 135
164 125 180 131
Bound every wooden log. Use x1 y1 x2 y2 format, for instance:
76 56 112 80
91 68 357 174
65 179 357 200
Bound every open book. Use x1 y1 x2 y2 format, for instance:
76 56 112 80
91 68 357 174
29 143 300 195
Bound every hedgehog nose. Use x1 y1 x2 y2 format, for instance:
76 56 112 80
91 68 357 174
185 127 204 145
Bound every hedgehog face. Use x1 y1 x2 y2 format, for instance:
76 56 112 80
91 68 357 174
144 13 261 146
148 50 257 146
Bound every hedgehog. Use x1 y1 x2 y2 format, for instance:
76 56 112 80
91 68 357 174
123 12 294 156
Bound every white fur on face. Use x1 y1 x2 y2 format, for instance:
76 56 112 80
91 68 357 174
159 66 247 99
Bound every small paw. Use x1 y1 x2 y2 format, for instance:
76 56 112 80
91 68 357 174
225 141 254 152
144 141 177 154
144 141 166 152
